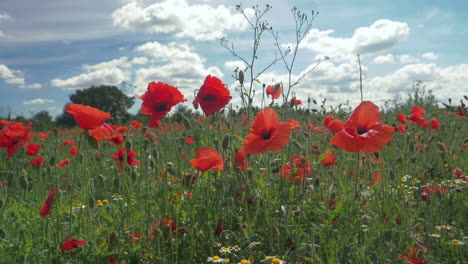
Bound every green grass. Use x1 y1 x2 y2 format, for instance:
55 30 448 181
0 100 466 264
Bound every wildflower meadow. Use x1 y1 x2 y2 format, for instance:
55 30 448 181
0 5 467 264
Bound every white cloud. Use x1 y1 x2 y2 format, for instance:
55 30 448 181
20 83 42 89
136 41 204 64
372 54 395 64
297 19 409 62
131 57 148 65
5 77 25 85
422 52 438 60
224 60 247 71
23 98 55 105
366 63 468 104
0 12 11 22
112 0 253 41
352 20 409 54
83 57 131 71
0 64 39 87
51 68 127 90
398 54 420 64
0 64 15 79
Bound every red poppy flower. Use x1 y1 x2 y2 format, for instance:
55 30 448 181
397 113 408 124
189 147 224 171
56 158 71 168
112 147 141 172
367 173 382 187
234 147 248 171
323 115 335 127
241 114 249 127
456 106 466 118
0 120 9 127
397 248 425 264
430 118 440 130
330 101 394 153
38 133 48 139
395 125 406 134
185 136 195 144
421 185 448 199
411 105 426 115
0 122 33 159
65 104 111 130
193 75 232 117
63 140 75 146
90 123 117 141
243 108 292 155
130 232 144 243
266 83 282 99
323 115 343 133
130 120 142 128
289 96 302 107
109 134 124 145
287 118 302 130
69 145 78 156
280 155 311 182
327 119 344 134
61 238 86 252
30 156 46 169
453 168 466 181
140 81 187 127
408 111 423 123
26 142 40 156
40 186 56 217
321 149 335 167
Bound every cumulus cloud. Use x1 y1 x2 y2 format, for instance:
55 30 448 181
51 41 222 97
224 60 247 71
0 11 11 22
0 64 15 79
422 52 438 60
136 41 204 63
20 83 42 89
398 54 420 64
23 98 55 105
0 64 25 86
372 54 395 64
112 0 253 41
297 19 409 62
51 68 127 90
366 63 468 103
131 57 149 65
83 57 131 71
352 20 409 54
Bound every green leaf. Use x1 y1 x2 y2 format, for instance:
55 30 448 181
318 149 333 162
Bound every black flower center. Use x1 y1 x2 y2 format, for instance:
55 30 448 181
262 131 272 140
154 102 168 112
356 126 367 135
202 94 215 102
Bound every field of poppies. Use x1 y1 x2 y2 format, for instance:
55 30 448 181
0 75 467 263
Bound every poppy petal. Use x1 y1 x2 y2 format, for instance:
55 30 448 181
345 101 381 129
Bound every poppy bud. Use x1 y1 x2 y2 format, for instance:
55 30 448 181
238 70 244 85
51 127 59 136
222 134 230 150
125 141 132 153
193 103 199 110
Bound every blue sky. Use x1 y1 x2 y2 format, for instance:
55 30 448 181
0 0 467 118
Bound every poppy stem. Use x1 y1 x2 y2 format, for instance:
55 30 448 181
358 54 363 102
